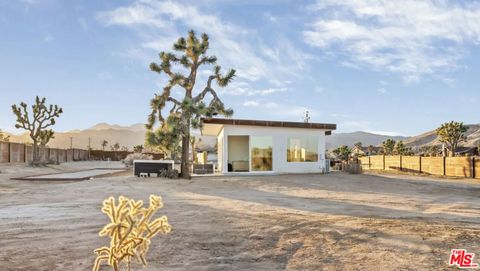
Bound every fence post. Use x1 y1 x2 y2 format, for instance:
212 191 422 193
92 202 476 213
7 142 11 163
24 144 27 163
383 155 385 170
400 155 403 171
472 157 475 179
368 156 371 169
443 156 446 176
419 156 422 173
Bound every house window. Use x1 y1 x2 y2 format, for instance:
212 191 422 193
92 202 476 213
287 136 318 162
251 136 273 171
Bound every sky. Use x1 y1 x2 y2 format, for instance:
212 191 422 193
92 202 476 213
0 0 479 136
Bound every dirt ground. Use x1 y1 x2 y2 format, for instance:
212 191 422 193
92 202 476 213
1 162 480 271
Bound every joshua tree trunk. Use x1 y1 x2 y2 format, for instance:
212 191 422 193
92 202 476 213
32 139 39 163
181 118 191 179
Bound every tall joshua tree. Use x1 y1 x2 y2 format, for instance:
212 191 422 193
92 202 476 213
436 121 468 157
146 30 235 178
12 96 63 164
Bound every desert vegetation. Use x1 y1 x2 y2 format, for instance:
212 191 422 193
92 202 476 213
436 121 469 157
11 96 63 165
93 195 171 271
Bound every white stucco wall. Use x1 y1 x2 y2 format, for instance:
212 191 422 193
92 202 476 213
217 128 224 172
221 125 327 174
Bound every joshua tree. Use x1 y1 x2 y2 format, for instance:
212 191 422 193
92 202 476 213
146 30 235 178
332 145 352 161
394 141 412 155
12 96 63 164
111 142 120 152
436 121 468 157
419 145 442 156
0 129 10 142
101 140 108 151
382 139 396 155
121 146 129 152
133 145 144 153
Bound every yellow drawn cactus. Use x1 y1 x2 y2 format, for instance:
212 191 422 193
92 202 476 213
93 195 171 271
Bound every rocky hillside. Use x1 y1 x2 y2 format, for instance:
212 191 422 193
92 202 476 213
405 124 480 147
325 132 407 150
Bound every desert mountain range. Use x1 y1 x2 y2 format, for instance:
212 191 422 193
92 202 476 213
4 123 480 151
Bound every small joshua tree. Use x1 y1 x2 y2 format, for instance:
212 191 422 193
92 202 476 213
436 121 468 157
93 195 171 271
111 142 120 152
102 140 109 151
332 145 351 161
133 145 144 153
382 139 396 155
0 129 10 142
11 96 63 165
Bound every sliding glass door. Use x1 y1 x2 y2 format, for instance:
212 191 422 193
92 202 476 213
250 136 273 171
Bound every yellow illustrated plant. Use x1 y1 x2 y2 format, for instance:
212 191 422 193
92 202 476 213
93 195 171 271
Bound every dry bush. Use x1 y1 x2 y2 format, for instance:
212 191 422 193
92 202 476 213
123 153 153 167
93 195 171 271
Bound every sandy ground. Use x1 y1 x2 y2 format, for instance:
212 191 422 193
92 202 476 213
1 162 480 270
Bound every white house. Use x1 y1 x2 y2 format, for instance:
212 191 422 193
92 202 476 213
201 118 336 174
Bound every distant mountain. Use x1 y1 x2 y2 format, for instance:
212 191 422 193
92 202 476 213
6 123 148 150
405 124 480 148
4 122 478 152
326 131 408 150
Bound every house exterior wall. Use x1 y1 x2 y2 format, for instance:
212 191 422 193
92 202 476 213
221 125 327 174
217 128 225 172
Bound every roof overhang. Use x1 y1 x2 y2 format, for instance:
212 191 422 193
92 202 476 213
201 118 336 136
201 122 224 136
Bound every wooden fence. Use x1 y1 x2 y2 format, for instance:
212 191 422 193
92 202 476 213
0 141 89 164
359 155 479 179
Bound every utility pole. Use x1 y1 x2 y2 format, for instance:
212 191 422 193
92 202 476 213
303 110 310 123
88 137 91 160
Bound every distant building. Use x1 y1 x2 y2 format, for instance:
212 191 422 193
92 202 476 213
351 145 382 156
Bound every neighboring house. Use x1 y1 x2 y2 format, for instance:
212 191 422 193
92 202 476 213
351 146 381 156
201 118 336 174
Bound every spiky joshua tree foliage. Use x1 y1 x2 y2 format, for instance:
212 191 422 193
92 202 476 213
93 195 171 271
146 30 235 178
11 96 63 165
436 121 468 157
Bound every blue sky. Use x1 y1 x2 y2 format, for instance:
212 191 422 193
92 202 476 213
0 0 479 136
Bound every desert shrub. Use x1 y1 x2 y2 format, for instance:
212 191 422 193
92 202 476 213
123 153 153 167
93 195 171 271
158 169 179 179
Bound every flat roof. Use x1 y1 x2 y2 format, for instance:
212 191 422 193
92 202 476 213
201 118 336 136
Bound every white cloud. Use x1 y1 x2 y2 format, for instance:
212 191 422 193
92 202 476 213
243 100 260 107
304 0 480 82
97 0 311 88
